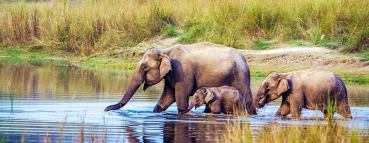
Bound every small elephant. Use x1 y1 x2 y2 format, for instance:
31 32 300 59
253 69 352 119
185 86 245 114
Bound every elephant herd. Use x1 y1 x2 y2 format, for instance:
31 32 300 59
105 42 352 119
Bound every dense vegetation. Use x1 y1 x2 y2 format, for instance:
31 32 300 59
0 0 368 55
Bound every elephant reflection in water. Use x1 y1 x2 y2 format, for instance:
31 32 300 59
123 117 225 143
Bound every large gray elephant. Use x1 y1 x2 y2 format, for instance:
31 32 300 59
105 42 256 114
253 69 352 119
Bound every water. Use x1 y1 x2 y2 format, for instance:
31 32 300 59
0 63 369 142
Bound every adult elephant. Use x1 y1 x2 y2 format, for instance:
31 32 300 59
105 42 256 115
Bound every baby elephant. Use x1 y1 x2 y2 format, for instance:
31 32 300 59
185 86 245 114
253 69 352 119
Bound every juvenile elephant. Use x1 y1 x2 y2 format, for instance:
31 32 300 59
185 86 245 114
253 69 352 119
105 42 256 115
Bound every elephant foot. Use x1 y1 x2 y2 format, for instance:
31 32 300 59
247 107 257 115
345 114 353 119
340 113 352 119
104 103 124 112
153 105 165 113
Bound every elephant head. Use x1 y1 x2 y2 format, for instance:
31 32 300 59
185 88 214 113
253 72 290 108
105 48 172 111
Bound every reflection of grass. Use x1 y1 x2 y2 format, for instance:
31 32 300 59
222 122 367 143
10 94 13 114
0 133 5 143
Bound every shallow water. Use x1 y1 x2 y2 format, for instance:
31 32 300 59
0 63 369 142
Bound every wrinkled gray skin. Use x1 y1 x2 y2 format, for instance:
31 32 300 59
105 42 256 114
185 86 245 114
253 69 352 119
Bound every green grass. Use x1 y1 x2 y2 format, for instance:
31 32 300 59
163 25 184 38
341 75 369 85
0 0 368 55
360 53 369 61
77 56 139 71
1 46 368 85
0 47 138 71
0 47 68 65
253 39 277 50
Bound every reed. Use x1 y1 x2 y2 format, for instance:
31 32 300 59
222 122 368 143
0 0 368 55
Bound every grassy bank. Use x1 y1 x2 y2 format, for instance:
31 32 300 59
0 0 368 55
1 47 369 85
222 122 368 143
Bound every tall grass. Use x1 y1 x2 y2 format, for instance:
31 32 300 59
222 122 368 143
0 0 368 55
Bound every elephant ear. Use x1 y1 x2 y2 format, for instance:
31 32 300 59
205 90 214 103
277 78 290 95
159 54 172 78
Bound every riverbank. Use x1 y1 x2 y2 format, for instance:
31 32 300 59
0 39 368 85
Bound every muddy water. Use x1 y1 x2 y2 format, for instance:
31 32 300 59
0 63 369 142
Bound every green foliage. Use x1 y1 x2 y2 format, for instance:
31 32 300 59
253 39 276 50
163 25 183 38
179 24 206 44
325 95 337 119
361 53 369 61
287 40 314 47
341 75 369 85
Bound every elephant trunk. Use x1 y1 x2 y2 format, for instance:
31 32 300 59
253 85 267 108
105 68 144 111
184 103 195 113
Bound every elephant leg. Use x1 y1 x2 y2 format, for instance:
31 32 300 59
289 93 303 119
276 102 290 116
231 77 256 115
276 96 290 116
290 105 301 119
153 80 175 113
204 104 211 113
174 82 193 113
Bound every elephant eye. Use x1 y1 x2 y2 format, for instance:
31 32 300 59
142 63 149 71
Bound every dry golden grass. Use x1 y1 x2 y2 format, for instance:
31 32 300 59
222 122 368 143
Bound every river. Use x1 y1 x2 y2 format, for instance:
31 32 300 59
0 63 368 142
